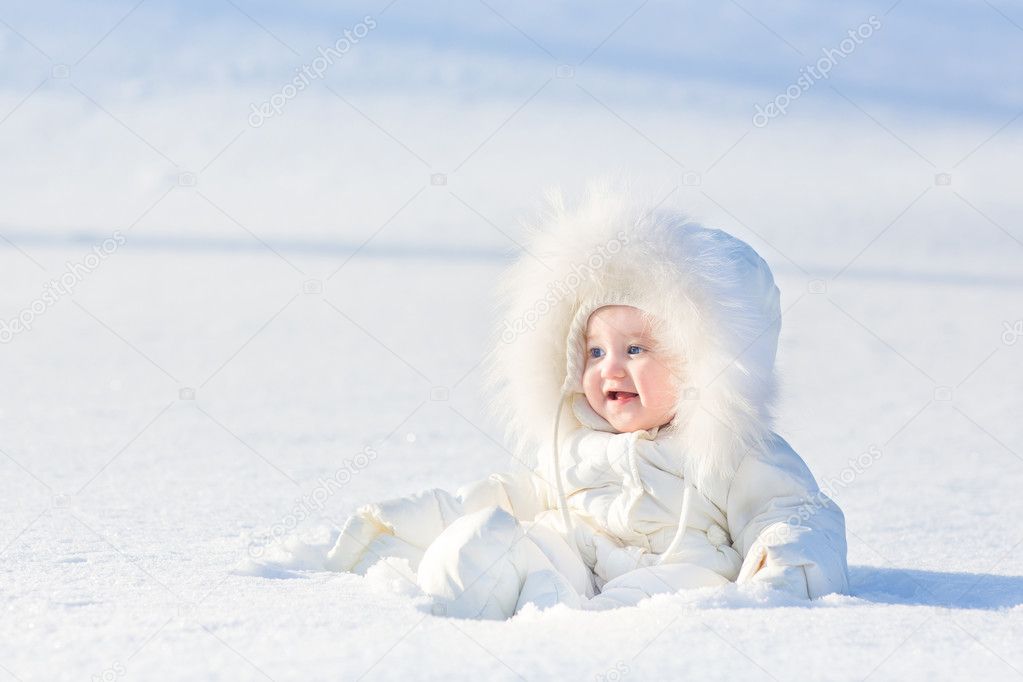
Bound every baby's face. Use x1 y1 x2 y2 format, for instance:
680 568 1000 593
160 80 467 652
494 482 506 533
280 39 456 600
582 305 680 433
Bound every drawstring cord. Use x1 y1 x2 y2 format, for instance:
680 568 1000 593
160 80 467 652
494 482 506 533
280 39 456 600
657 481 693 565
550 387 574 535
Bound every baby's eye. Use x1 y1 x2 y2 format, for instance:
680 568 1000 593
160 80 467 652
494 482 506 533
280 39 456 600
627 345 643 355
588 347 605 359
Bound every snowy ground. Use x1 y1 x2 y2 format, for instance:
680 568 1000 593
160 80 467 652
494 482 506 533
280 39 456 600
1 238 1021 681
3 1 1023 680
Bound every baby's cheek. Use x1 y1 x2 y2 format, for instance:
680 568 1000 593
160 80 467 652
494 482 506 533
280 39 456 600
581 379 604 413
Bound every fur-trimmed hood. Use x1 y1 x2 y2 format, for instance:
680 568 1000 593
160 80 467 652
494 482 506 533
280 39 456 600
482 182 782 500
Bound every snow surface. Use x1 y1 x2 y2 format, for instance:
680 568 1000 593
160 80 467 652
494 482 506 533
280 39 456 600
2 245 1021 681
2 1 1023 680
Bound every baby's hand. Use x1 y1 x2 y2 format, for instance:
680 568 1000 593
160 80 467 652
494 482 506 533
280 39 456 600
739 551 810 600
752 563 810 599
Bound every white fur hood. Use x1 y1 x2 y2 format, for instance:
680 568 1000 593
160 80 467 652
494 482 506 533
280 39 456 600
482 183 783 499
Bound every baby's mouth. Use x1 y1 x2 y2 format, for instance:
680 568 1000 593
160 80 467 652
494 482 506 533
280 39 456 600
607 390 639 402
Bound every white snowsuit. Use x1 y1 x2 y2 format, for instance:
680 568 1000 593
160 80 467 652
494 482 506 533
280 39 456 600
326 185 850 618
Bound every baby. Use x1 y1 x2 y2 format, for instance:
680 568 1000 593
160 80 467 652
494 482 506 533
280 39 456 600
326 185 850 618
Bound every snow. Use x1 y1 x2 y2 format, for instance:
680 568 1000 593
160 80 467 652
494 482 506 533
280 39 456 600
1 245 1021 680
2 1 1023 680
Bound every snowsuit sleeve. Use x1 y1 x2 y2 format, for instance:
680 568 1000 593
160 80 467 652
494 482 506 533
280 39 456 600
726 440 850 599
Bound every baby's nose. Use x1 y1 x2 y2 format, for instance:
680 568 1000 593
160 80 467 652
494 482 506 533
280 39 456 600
601 357 627 378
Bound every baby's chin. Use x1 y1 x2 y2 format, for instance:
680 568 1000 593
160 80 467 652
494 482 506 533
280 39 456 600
604 412 672 434
586 396 673 433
